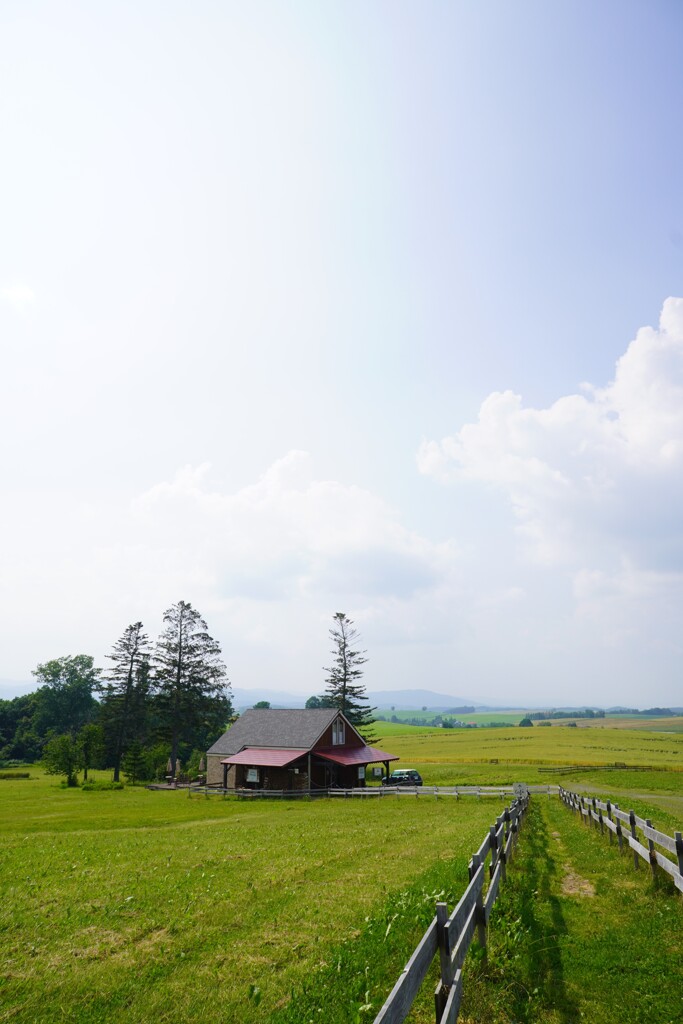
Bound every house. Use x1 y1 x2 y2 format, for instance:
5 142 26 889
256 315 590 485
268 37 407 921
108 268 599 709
206 707 399 791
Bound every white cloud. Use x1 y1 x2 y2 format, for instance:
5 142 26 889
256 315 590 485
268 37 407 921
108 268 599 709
418 299 683 687
419 297 683 575
0 281 35 311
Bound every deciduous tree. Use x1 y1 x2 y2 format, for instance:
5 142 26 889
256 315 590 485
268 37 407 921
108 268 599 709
42 733 83 786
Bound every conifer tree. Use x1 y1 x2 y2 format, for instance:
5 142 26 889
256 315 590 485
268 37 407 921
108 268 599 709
152 601 231 777
323 613 376 742
100 623 151 782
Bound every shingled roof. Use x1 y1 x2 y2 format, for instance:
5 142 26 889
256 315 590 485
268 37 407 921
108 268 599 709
207 707 345 757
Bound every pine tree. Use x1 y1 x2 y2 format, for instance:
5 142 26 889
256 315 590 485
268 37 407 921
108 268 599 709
99 623 151 782
152 601 231 777
122 740 146 784
323 613 376 742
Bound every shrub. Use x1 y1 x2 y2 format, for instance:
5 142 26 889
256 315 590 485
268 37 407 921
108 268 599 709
81 780 125 791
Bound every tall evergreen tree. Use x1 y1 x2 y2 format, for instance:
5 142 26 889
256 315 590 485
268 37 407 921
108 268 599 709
99 623 151 782
323 612 376 741
152 601 231 777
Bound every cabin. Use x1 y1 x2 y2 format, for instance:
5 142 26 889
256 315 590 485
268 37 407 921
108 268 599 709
206 708 399 791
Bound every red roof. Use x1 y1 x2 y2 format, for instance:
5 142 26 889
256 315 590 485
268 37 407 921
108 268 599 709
315 745 399 766
221 747 308 768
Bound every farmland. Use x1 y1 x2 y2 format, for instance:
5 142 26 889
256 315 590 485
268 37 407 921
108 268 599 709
0 771 496 1024
2 721 682 1024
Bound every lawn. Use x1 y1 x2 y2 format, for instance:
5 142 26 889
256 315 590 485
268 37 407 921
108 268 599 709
2 720 682 1024
0 771 499 1024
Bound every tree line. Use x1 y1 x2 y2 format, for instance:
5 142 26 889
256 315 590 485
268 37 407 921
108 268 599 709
0 601 231 785
0 608 377 784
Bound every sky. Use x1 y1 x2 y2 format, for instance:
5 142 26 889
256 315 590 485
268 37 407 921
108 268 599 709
2 1 683 707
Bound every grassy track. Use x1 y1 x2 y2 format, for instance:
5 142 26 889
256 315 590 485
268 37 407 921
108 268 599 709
0 772 499 1024
458 797 683 1024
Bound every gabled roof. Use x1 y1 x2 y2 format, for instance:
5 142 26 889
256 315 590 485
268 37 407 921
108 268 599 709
207 707 346 757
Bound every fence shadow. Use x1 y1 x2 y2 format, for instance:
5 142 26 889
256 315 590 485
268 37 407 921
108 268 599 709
503 804 580 1024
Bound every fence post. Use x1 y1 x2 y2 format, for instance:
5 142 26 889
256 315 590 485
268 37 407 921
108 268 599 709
606 800 613 845
615 804 624 853
435 901 450 1019
675 832 683 878
489 825 498 878
645 820 657 878
629 811 639 870
470 853 487 954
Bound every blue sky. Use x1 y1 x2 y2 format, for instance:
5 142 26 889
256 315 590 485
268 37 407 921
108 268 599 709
2 2 682 706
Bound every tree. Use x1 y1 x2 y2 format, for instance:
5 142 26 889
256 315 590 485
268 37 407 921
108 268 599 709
42 733 83 787
305 694 335 709
32 656 100 740
323 612 376 741
79 723 104 781
252 701 271 709
99 623 151 781
122 740 147 784
519 718 534 728
152 601 231 777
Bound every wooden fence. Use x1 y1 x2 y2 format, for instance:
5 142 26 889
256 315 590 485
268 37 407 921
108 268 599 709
559 786 683 893
191 784 556 800
372 790 530 1024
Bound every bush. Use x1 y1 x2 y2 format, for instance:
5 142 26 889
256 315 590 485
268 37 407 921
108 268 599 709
0 771 31 779
81 780 125 791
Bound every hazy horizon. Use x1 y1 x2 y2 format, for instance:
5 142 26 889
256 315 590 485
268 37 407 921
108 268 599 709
2 3 683 707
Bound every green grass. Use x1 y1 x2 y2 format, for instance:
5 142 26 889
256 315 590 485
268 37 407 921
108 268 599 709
373 721 683 773
458 797 683 1023
0 770 499 1023
3 715 682 1024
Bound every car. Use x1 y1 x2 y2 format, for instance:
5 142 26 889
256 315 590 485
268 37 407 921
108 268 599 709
383 769 423 787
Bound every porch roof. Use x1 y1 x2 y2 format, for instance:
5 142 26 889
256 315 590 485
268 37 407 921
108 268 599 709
315 745 399 767
220 747 308 768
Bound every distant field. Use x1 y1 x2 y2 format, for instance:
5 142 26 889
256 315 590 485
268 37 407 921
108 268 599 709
376 710 683 731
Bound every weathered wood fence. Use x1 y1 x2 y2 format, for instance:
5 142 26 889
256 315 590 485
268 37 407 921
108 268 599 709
559 786 683 893
372 790 530 1024
191 784 556 800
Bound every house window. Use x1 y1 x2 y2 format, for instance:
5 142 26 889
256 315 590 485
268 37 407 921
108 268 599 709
332 718 345 745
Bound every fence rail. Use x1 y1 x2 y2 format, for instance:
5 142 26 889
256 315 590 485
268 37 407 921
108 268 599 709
372 791 530 1024
559 786 683 893
185 784 556 800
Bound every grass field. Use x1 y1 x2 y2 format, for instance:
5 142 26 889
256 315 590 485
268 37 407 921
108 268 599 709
0 771 498 1024
2 720 682 1023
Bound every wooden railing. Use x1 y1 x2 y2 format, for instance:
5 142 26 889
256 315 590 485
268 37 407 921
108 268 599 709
372 790 530 1024
559 786 683 893
194 784 556 799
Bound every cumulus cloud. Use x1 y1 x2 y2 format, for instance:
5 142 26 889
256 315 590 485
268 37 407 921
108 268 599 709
131 451 455 604
418 298 683 578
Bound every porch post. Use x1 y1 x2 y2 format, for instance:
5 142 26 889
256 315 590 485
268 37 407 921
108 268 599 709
307 752 311 793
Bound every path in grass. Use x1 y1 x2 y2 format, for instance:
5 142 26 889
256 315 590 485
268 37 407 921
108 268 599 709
460 796 683 1024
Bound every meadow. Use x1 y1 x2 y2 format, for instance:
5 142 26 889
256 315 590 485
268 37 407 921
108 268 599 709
0 771 498 1024
2 722 682 1023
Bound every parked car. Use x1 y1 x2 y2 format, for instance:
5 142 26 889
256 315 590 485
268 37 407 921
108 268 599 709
383 769 423 787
